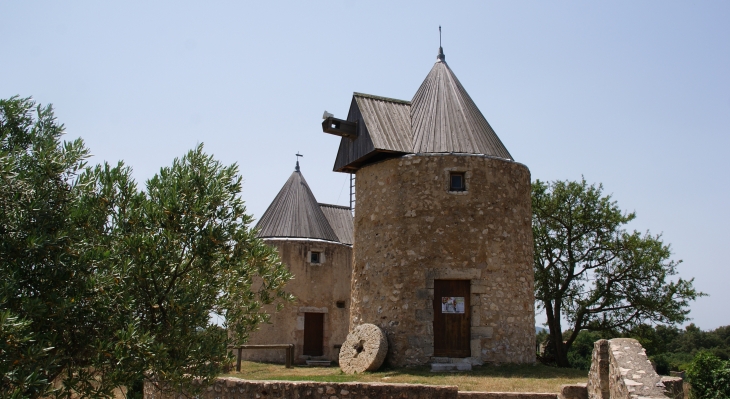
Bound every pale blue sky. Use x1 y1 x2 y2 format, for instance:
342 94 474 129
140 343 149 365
2 1 728 329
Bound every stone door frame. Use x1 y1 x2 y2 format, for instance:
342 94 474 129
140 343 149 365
296 306 330 360
425 268 489 360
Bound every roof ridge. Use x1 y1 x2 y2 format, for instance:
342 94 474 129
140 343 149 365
353 92 411 105
318 203 352 210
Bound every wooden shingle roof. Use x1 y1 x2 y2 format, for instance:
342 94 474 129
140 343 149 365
319 203 354 245
411 52 512 158
333 94 412 173
329 47 513 172
354 93 412 153
256 170 340 242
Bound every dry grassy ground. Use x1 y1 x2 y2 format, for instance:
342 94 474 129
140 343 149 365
223 361 588 393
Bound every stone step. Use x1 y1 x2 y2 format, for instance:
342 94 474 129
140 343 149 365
305 360 332 367
431 363 457 372
455 362 472 371
430 362 472 372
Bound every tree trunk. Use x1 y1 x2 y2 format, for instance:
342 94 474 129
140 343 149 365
545 300 571 367
554 341 570 367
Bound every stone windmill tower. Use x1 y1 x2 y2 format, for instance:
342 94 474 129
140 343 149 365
322 45 535 366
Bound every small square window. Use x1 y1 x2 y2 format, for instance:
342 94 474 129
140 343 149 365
450 172 466 192
336 301 346 309
310 251 321 264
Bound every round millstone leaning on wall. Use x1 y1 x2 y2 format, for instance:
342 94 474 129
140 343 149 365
339 324 388 374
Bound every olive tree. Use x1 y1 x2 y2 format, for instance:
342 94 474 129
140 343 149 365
0 96 292 398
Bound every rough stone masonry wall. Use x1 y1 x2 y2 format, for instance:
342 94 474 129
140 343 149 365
240 239 352 363
587 340 609 399
587 338 672 399
351 154 535 366
144 378 458 399
144 378 563 399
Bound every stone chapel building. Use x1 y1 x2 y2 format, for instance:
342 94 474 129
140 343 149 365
247 45 535 367
241 162 354 364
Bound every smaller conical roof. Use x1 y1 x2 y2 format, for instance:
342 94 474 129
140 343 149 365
410 48 513 159
256 170 340 242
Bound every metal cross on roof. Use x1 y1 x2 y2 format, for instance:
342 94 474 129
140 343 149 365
437 26 445 62
295 152 303 172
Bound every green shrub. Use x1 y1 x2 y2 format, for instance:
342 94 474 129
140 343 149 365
686 351 730 399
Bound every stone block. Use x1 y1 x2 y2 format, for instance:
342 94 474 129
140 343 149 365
471 326 493 338
558 384 587 399
415 308 434 321
471 284 488 294
661 376 683 399
471 339 482 358
431 363 457 372
298 306 328 313
408 335 422 347
669 371 685 378
471 308 481 326
455 362 472 371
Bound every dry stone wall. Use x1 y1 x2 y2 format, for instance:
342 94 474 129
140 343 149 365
587 340 609 399
144 378 564 399
587 338 678 399
144 378 458 399
459 393 557 399
351 154 535 366
240 239 352 363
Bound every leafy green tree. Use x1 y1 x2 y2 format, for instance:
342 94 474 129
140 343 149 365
99 144 294 396
686 351 730 399
532 178 702 367
0 96 293 398
0 96 116 398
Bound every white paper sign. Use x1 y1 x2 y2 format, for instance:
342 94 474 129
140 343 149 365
441 297 465 314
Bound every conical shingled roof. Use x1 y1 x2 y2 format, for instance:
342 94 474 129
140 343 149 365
410 49 513 159
256 169 340 242
328 47 516 172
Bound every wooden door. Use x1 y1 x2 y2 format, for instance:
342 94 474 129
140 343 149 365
433 280 471 357
303 313 324 356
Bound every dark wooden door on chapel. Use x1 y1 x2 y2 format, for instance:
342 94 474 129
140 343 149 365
433 280 471 357
303 312 324 356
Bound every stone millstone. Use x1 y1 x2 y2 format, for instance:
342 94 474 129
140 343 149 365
339 324 388 374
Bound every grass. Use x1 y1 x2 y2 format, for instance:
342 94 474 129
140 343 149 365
222 361 588 392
